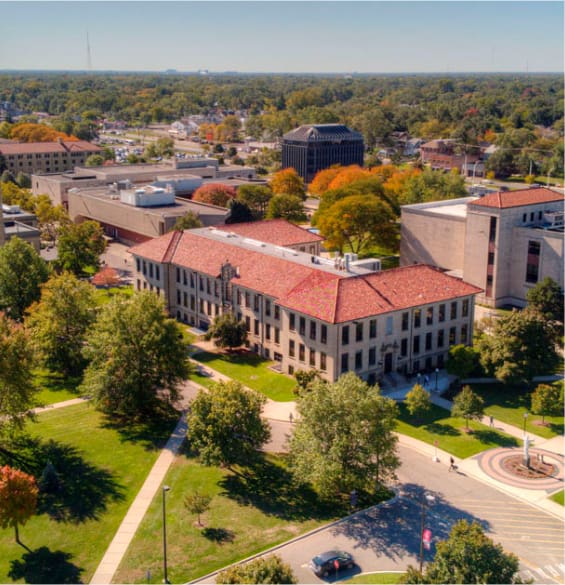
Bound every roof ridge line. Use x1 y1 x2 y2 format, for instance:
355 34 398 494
163 230 183 263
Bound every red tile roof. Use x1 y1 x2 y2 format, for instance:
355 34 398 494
217 219 323 246
0 140 101 155
469 187 564 209
130 233 481 323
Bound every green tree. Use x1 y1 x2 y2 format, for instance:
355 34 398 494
172 211 203 231
451 385 484 430
226 200 255 224
155 136 175 158
404 520 520 584
0 237 49 321
216 555 297 584
15 172 31 189
289 372 399 498
85 154 105 167
236 184 273 217
81 291 189 419
293 369 322 395
475 310 560 384
57 220 106 276
526 277 564 340
183 491 212 526
269 168 306 199
446 344 480 380
26 273 97 376
266 194 306 222
0 314 36 437
485 148 516 179
316 195 397 255
0 466 38 547
531 383 563 424
0 170 14 184
188 381 270 467
405 384 432 420
204 312 248 351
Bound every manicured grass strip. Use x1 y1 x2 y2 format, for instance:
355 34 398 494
345 572 404 584
469 382 564 439
0 402 177 584
188 368 219 390
92 285 134 306
32 368 82 406
396 403 520 459
550 490 564 506
192 351 296 401
114 454 342 584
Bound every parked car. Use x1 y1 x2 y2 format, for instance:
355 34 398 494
309 550 354 577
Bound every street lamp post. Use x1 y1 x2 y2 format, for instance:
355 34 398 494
523 412 529 437
419 493 436 573
434 368 439 393
162 485 171 584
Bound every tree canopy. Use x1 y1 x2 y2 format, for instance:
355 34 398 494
236 184 273 217
451 385 485 430
405 384 432 420
216 555 297 584
204 312 248 351
81 291 189 418
266 194 306 223
192 183 237 207
0 465 38 546
187 380 270 467
270 168 306 199
56 220 106 276
172 211 203 231
289 372 399 498
526 277 564 340
530 383 563 424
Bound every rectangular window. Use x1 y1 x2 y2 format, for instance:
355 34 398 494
369 319 377 339
183 292 188 307
401 338 408 357
437 329 444 348
206 279 211 295
214 281 219 298
155 265 160 281
245 292 250 307
289 339 295 358
413 335 420 354
342 325 349 345
369 347 376 366
176 290 181 304
299 317 306 335
488 251 495 265
310 321 316 341
265 299 271 317
414 309 421 328
426 307 433 326
142 261 147 276
425 332 433 351
266 324 271 340
386 316 393 336
462 299 469 318
183 270 187 286
254 295 259 312
321 324 327 344
136 258 141 272
402 312 409 331
450 302 457 320
355 322 363 342
206 301 211 316
526 240 541 284
438 304 445 322
245 316 250 331
199 277 204 292
341 353 349 373
289 313 295 331
486 274 494 297
136 279 140 290
305 348 314 367
299 343 305 362
254 319 259 335
489 216 497 242
190 295 195 310
274 305 280 320
461 324 468 343
190 273 195 288
275 327 280 344
355 351 362 370
449 326 456 345
320 352 327 371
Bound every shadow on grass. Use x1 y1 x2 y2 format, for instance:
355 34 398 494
549 422 565 435
33 370 82 400
201 527 235 544
219 454 343 522
8 546 83 584
1 436 124 524
99 403 179 452
423 422 460 436
194 350 264 370
472 429 519 447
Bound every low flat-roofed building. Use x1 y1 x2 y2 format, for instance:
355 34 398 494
401 187 564 307
130 226 481 383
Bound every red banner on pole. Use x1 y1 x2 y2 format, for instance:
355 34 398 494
423 528 432 550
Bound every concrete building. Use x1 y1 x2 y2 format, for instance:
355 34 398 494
0 140 102 174
130 226 480 383
400 187 564 308
282 124 364 183
0 202 40 251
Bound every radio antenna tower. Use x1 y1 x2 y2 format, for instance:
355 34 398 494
86 31 92 71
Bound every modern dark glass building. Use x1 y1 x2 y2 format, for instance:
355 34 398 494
282 124 365 183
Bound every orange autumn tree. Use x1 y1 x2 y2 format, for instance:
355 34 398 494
0 466 38 546
309 166 342 197
269 168 305 199
10 123 76 143
327 165 371 191
192 184 237 208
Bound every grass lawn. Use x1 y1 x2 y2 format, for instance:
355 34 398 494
114 452 348 584
92 285 134 306
0 402 178 584
468 382 564 439
550 490 564 506
345 572 404 584
188 367 219 390
396 403 520 459
192 350 296 401
32 368 82 406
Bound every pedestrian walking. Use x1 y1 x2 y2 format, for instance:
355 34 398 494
289 412 294 424
449 456 456 472
489 415 494 427
424 374 430 387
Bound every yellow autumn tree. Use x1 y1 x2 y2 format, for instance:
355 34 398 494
269 168 305 199
10 123 75 143
309 166 342 197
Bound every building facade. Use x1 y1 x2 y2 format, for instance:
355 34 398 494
400 187 564 307
0 140 102 174
130 226 481 383
282 124 364 183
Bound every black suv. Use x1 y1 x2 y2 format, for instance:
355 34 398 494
309 550 354 577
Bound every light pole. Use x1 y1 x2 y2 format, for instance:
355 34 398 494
419 493 436 573
523 412 529 437
434 368 439 393
162 485 171 584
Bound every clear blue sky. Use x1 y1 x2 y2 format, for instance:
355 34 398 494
1 1 563 73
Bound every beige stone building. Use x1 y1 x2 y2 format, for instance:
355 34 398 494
130 225 481 383
400 187 564 307
0 140 102 174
